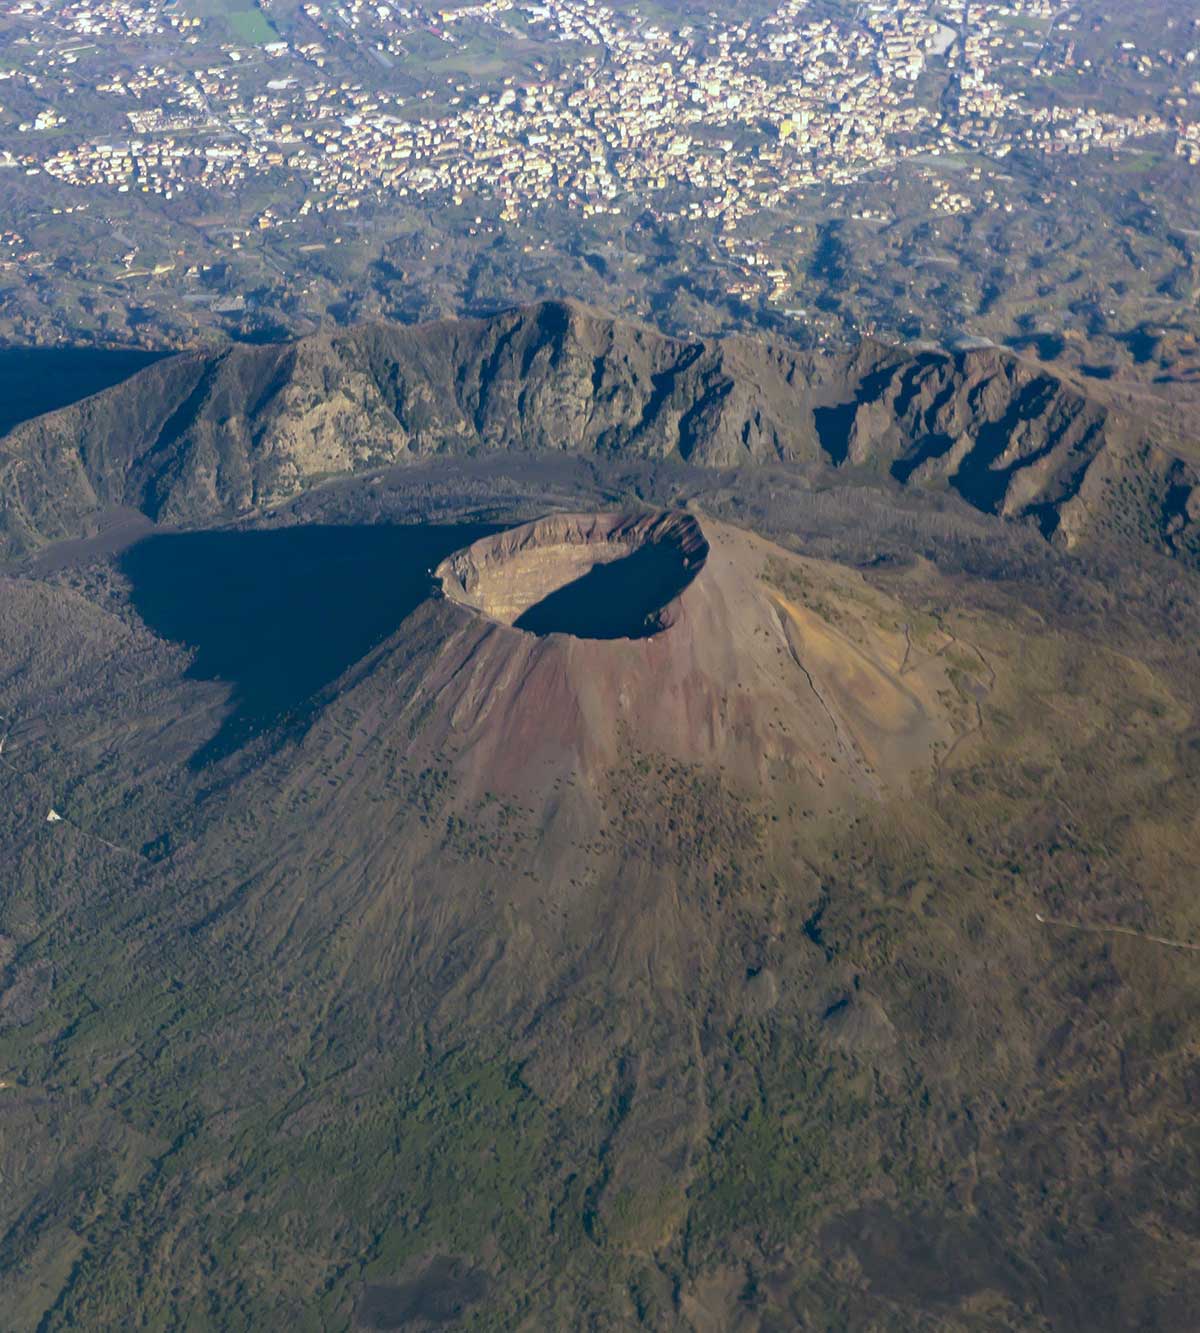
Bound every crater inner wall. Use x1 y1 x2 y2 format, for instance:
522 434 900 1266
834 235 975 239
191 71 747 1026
436 510 708 638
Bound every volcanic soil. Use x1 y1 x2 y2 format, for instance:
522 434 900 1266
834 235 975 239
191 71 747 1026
412 508 971 810
8 492 1196 1331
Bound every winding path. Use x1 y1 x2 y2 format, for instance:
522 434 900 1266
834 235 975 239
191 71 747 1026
1035 912 1200 953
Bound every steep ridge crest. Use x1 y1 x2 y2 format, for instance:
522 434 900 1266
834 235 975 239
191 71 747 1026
1 300 1196 564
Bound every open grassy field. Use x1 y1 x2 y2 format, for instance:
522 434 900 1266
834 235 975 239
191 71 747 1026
181 0 279 44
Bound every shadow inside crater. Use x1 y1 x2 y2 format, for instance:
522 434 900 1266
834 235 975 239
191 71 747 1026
121 520 501 765
513 540 699 640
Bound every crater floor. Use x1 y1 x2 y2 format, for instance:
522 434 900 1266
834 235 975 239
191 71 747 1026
435 511 708 640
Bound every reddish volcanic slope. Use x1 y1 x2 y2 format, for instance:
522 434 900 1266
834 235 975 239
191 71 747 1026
351 509 976 812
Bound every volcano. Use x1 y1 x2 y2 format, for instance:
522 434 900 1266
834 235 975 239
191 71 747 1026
379 510 971 812
2 470 1198 1332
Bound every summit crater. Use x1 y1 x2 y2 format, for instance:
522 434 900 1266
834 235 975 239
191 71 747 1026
434 510 708 640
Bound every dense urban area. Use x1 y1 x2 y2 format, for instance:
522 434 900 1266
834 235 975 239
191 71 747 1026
0 0 1198 370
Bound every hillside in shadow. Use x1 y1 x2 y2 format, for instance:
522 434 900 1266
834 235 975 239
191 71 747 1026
120 521 500 763
0 345 167 438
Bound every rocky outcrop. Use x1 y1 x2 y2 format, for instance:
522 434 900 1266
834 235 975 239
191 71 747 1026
813 341 1200 558
816 346 1116 533
0 302 830 557
1 300 1197 565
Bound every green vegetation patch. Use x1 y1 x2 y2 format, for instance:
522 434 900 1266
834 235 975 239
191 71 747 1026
227 7 279 44
181 0 280 45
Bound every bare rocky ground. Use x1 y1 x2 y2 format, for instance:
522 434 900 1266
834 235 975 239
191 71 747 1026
0 327 1199 1328
3 301 1199 572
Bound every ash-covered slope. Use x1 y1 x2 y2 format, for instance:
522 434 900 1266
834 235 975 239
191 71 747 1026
1 300 1197 564
407 510 964 806
2 505 1199 1329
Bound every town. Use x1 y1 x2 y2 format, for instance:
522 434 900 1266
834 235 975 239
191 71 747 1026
11 0 1191 237
0 0 1197 348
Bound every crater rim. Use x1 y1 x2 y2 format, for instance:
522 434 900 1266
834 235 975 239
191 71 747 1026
434 509 709 641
